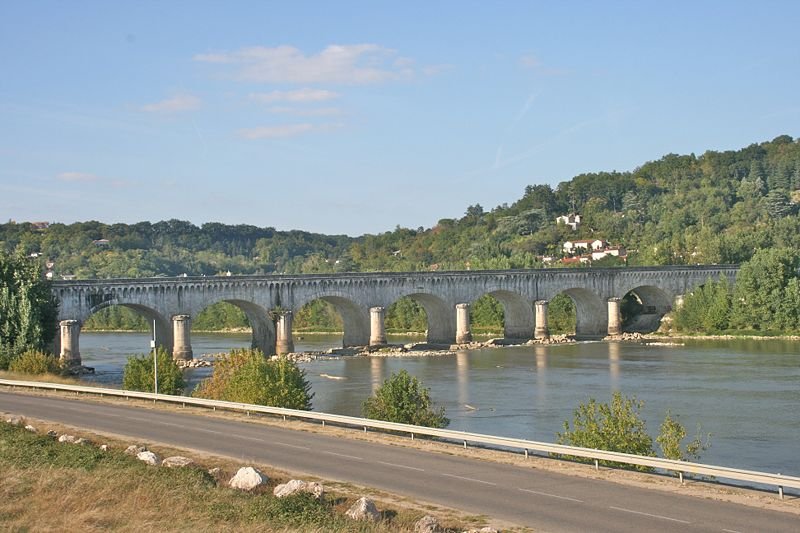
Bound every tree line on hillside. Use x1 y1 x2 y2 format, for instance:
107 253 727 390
4 135 800 334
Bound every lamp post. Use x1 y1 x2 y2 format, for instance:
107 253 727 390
151 319 158 396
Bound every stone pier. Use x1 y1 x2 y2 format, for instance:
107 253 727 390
534 300 549 340
607 297 622 336
455 303 472 344
369 306 387 346
276 311 294 355
59 319 81 366
171 314 193 360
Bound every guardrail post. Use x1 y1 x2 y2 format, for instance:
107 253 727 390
525 448 529 459
364 426 367 433
411 433 415 440
679 472 684 484
463 440 467 449
594 459 599 470
322 420 325 427
778 474 784 499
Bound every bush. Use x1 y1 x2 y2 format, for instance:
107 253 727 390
656 410 711 462
557 392 654 467
362 369 449 428
193 349 312 410
122 347 185 395
7 349 62 374
558 393 709 468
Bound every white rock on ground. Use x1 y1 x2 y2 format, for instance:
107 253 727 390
273 479 325 499
136 451 161 466
99 444 109 452
5 415 23 426
161 456 194 468
24 424 36 432
125 445 147 455
228 467 268 491
74 438 89 445
463 528 499 533
58 434 76 443
414 515 442 533
208 467 222 480
346 497 380 521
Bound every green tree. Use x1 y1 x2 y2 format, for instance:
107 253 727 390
731 248 800 331
193 349 312 410
7 349 62 375
362 369 449 428
557 392 654 463
656 410 710 462
122 347 185 395
0 252 58 368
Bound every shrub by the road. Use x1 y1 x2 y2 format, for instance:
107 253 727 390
362 369 449 428
7 349 62 375
193 348 313 410
122 347 185 395
558 391 709 469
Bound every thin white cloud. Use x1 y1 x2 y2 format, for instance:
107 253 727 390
238 122 343 139
264 106 343 116
519 54 542 69
195 44 414 84
238 124 315 139
56 172 100 182
56 171 129 188
249 88 340 103
140 94 201 113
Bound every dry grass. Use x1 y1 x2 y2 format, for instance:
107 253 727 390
0 419 501 532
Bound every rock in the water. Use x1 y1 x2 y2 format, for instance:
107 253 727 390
136 451 161 466
414 515 442 533
228 467 268 491
58 434 76 443
162 456 194 468
24 424 37 433
125 445 147 455
346 497 380 521
273 479 324 499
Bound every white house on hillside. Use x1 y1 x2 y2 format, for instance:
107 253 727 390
555 213 581 230
563 239 607 254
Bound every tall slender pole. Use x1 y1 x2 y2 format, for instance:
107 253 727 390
151 319 158 396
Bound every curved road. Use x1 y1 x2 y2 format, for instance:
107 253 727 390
1 390 797 532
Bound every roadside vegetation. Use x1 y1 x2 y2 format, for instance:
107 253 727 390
0 252 58 370
122 347 185 395
363 370 449 428
557 392 710 470
0 420 476 532
192 348 313 410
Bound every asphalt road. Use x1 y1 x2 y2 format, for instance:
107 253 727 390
2 390 797 532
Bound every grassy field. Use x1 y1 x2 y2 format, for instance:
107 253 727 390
0 420 490 532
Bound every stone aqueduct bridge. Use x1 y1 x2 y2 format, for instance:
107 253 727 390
52 265 739 364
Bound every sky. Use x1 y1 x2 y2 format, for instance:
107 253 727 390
1 1 799 236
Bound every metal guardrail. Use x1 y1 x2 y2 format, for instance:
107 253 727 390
2 378 797 498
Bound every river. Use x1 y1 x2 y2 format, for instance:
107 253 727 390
78 332 800 477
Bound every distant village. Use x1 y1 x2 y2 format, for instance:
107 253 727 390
542 213 627 266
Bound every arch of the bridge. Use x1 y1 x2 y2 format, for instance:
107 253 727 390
620 285 674 314
478 289 534 340
87 300 173 350
392 292 455 345
292 294 370 347
544 287 607 338
194 298 276 355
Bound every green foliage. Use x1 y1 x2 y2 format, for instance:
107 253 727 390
385 297 427 333
673 277 732 332
548 294 576 334
7 349 62 374
731 248 800 331
193 301 250 331
362 369 449 428
122 347 185 395
557 392 654 465
294 300 342 332
0 252 58 365
193 349 313 410
83 305 149 331
656 410 710 462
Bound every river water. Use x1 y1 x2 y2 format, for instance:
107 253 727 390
79 332 800 477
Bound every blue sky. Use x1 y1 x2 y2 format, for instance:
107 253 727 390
2 1 799 236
